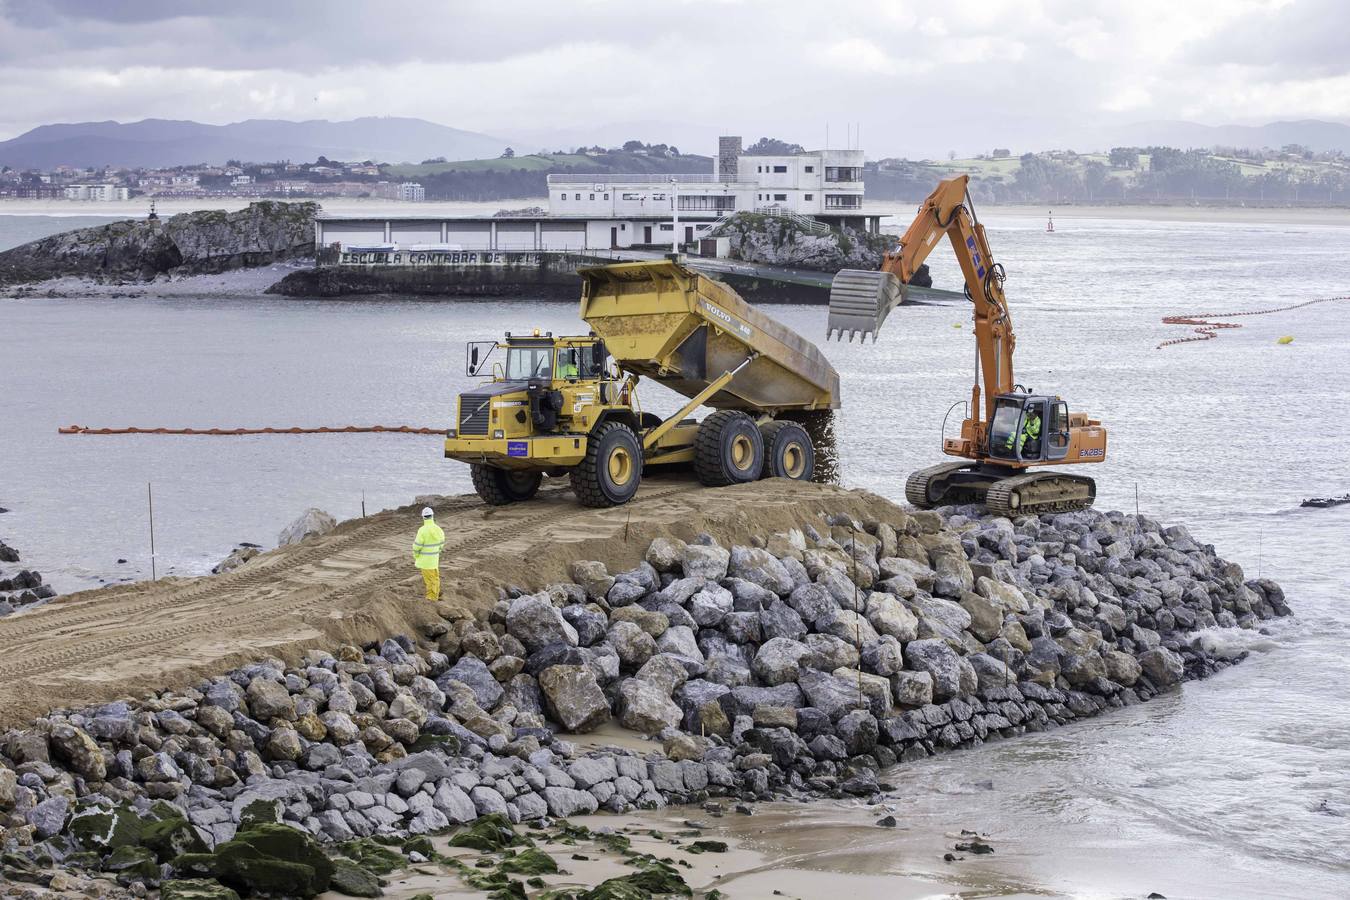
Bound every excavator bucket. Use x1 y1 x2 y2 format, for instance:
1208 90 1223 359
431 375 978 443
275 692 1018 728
826 269 906 342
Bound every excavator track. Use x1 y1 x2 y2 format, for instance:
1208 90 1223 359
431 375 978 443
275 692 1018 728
904 461 972 509
984 471 1097 517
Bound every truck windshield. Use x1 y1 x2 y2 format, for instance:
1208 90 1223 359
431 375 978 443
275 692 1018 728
505 345 552 380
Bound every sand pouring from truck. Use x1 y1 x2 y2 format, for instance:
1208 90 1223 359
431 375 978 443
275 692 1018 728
827 174 1108 516
445 259 838 507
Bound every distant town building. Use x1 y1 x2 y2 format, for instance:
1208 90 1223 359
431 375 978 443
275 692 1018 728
62 184 131 201
397 182 426 202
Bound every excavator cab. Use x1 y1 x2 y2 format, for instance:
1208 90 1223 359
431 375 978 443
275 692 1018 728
987 394 1072 463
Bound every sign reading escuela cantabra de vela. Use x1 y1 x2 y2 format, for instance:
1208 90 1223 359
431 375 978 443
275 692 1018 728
338 250 548 267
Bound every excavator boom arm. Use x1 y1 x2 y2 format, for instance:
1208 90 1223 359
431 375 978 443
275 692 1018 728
832 174 1015 423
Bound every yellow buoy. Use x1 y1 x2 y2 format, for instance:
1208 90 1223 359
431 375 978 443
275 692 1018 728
952 323 962 329
1277 335 1294 345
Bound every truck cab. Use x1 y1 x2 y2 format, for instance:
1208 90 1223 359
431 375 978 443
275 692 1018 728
449 333 617 455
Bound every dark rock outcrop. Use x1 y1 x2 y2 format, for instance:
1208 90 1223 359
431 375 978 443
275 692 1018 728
0 201 318 285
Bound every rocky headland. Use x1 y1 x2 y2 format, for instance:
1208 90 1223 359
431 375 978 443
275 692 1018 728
0 501 1288 897
707 212 931 285
0 202 318 287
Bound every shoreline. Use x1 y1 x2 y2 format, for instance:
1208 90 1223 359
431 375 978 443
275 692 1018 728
0 485 1289 897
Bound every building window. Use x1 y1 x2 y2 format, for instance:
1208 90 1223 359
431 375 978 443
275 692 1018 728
678 195 735 211
589 193 594 200
825 167 863 183
825 193 863 209
804 165 814 173
804 193 814 201
773 165 787 173
659 223 674 231
574 193 581 200
558 193 565 201
773 193 787 201
652 193 666 201
603 193 609 200
757 166 763 173
622 192 642 200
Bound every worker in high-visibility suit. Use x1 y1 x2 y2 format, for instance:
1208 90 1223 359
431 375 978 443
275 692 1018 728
412 506 445 600
1006 410 1042 457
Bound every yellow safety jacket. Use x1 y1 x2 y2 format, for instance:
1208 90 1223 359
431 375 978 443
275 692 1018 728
1006 415 1041 454
413 518 445 570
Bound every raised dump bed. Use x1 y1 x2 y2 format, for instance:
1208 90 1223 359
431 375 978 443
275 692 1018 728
578 259 839 412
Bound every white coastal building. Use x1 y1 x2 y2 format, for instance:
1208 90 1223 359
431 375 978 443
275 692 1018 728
315 136 877 253
62 184 131 201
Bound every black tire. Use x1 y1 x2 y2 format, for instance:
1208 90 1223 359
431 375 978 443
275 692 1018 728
471 464 542 506
570 422 642 507
694 410 764 486
759 420 815 481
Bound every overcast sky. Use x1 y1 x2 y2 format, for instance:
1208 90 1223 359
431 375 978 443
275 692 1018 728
1 0 1346 156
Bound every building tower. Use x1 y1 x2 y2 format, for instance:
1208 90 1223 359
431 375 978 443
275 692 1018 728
717 136 742 182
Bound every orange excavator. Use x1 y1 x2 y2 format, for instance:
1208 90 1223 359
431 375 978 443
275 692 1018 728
826 174 1108 516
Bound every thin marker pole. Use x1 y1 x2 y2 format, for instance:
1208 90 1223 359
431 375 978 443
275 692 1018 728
1135 482 1140 519
147 482 157 581
361 490 367 519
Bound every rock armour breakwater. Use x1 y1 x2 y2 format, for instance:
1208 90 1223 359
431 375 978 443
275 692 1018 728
0 497 1286 896
0 201 318 286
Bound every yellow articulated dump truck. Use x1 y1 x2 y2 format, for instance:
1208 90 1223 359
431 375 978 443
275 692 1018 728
444 259 840 507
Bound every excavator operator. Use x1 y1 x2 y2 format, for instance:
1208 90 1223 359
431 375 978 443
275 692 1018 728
1007 409 1042 458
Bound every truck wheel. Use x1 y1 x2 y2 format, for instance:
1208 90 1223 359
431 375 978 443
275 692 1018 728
759 421 815 481
695 410 764 486
471 465 542 505
571 422 642 507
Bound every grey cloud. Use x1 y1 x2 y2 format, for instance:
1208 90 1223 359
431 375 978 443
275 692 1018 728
1185 0 1350 77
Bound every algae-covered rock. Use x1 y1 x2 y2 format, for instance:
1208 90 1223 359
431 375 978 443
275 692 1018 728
160 879 243 900
143 814 209 862
329 858 383 897
103 845 160 884
581 860 692 898
496 848 558 875
69 802 144 852
446 813 526 853
337 838 406 876
199 822 335 897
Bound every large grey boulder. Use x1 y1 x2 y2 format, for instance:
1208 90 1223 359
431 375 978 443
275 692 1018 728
688 585 734 628
636 653 690 695
278 508 336 547
902 638 964 703
507 594 579 652
891 670 933 707
818 609 880 646
618 678 683 734
1139 647 1185 688
752 638 812 686
246 677 297 721
967 653 1015 694
543 786 600 817
865 593 919 641
608 621 657 669
438 656 504 711
728 546 795 595
797 670 865 721
760 599 808 642
538 665 610 733
683 543 730 580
